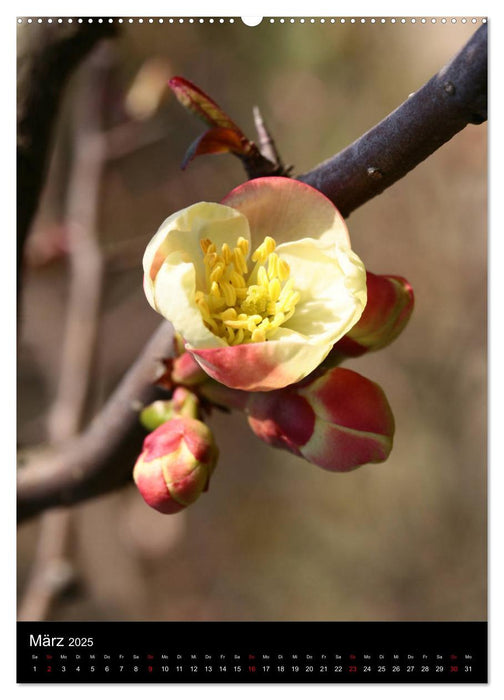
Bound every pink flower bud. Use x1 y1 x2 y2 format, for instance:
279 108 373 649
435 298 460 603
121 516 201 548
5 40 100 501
171 351 208 386
330 272 414 360
133 417 218 514
247 367 394 472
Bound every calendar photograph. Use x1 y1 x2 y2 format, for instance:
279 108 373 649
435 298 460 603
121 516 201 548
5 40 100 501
16 14 488 683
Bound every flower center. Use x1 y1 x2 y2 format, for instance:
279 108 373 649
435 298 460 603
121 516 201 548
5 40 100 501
194 235 300 345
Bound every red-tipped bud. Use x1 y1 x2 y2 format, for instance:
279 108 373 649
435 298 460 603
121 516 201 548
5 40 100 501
171 351 208 386
133 417 218 514
330 272 414 361
247 367 394 472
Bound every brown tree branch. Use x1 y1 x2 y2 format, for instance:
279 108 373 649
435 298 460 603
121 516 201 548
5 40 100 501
17 21 117 284
298 23 487 217
17 25 487 523
47 46 110 440
19 46 114 620
18 321 173 522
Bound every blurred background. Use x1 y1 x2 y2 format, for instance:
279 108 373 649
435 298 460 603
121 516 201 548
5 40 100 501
17 18 486 622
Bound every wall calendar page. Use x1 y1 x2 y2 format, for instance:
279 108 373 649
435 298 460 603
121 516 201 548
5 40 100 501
16 10 488 686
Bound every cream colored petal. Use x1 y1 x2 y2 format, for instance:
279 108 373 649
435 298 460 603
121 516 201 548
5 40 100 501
152 251 226 348
143 202 251 292
276 237 367 345
143 272 156 309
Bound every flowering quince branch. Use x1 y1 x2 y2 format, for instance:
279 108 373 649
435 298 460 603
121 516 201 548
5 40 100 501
134 177 415 513
17 27 485 521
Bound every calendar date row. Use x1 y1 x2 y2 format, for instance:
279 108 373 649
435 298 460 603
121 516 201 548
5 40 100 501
32 662 475 674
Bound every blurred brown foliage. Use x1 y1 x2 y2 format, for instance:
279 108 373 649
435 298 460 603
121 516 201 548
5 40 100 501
18 20 486 621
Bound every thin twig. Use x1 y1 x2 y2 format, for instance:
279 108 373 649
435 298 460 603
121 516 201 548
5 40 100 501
17 26 487 522
253 105 283 168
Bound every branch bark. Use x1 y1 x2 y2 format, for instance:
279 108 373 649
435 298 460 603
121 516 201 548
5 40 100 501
17 22 117 283
18 321 173 522
298 23 487 217
19 45 114 620
17 25 487 523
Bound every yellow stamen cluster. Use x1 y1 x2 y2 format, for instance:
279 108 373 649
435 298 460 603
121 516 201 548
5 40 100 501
194 235 300 345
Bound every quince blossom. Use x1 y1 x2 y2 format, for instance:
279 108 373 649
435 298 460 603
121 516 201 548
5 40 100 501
143 177 367 391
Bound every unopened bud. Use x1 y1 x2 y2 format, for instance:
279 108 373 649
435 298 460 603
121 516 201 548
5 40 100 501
247 367 394 472
140 400 176 432
329 272 414 362
140 387 200 431
133 417 218 514
171 351 208 386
